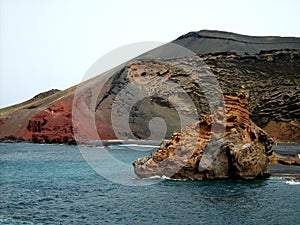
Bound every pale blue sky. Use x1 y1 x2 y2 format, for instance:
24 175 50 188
1 0 299 107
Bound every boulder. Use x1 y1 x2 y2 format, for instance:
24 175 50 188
133 93 274 180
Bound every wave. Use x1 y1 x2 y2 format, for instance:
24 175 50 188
285 180 300 185
269 176 300 185
119 144 159 148
147 175 186 181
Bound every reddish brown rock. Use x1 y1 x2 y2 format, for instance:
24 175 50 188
133 93 274 180
26 99 75 144
263 120 300 143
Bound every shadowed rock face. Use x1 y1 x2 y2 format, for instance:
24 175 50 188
202 50 300 142
133 93 274 180
0 30 299 143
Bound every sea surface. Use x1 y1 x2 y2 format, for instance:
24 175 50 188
0 143 299 225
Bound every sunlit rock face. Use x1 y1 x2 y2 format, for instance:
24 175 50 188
133 93 274 180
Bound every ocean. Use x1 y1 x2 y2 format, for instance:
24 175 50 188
0 143 299 224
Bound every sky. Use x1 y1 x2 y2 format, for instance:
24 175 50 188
1 0 300 108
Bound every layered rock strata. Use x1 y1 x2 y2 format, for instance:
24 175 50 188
133 93 274 180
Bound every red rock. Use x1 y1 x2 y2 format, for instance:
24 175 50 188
25 98 75 144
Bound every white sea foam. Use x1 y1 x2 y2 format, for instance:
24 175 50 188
119 144 159 148
147 175 185 181
270 177 300 185
148 175 171 180
285 180 300 185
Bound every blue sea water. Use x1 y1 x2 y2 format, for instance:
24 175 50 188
0 143 299 225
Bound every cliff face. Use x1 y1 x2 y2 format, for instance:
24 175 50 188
0 30 300 143
203 50 300 142
133 93 274 180
26 99 75 144
92 49 300 143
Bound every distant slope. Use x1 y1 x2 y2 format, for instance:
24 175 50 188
174 30 300 55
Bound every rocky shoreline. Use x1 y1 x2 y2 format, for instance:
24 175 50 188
1 131 299 179
0 31 299 180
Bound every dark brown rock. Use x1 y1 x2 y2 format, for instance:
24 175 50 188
201 50 300 142
0 135 25 143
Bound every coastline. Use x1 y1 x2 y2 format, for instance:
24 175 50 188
1 141 299 180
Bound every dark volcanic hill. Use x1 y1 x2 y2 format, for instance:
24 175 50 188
174 30 300 55
1 30 300 144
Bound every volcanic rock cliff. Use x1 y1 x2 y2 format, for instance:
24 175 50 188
202 50 300 142
133 93 274 180
90 49 300 143
0 30 300 144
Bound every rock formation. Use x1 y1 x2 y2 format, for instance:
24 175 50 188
269 152 300 166
133 93 274 180
202 50 300 142
0 135 25 143
0 30 300 143
0 89 76 144
26 99 75 144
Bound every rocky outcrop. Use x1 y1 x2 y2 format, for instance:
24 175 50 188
26 89 61 107
133 93 274 180
26 99 75 144
269 152 300 166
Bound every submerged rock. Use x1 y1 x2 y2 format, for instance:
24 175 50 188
133 93 274 180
